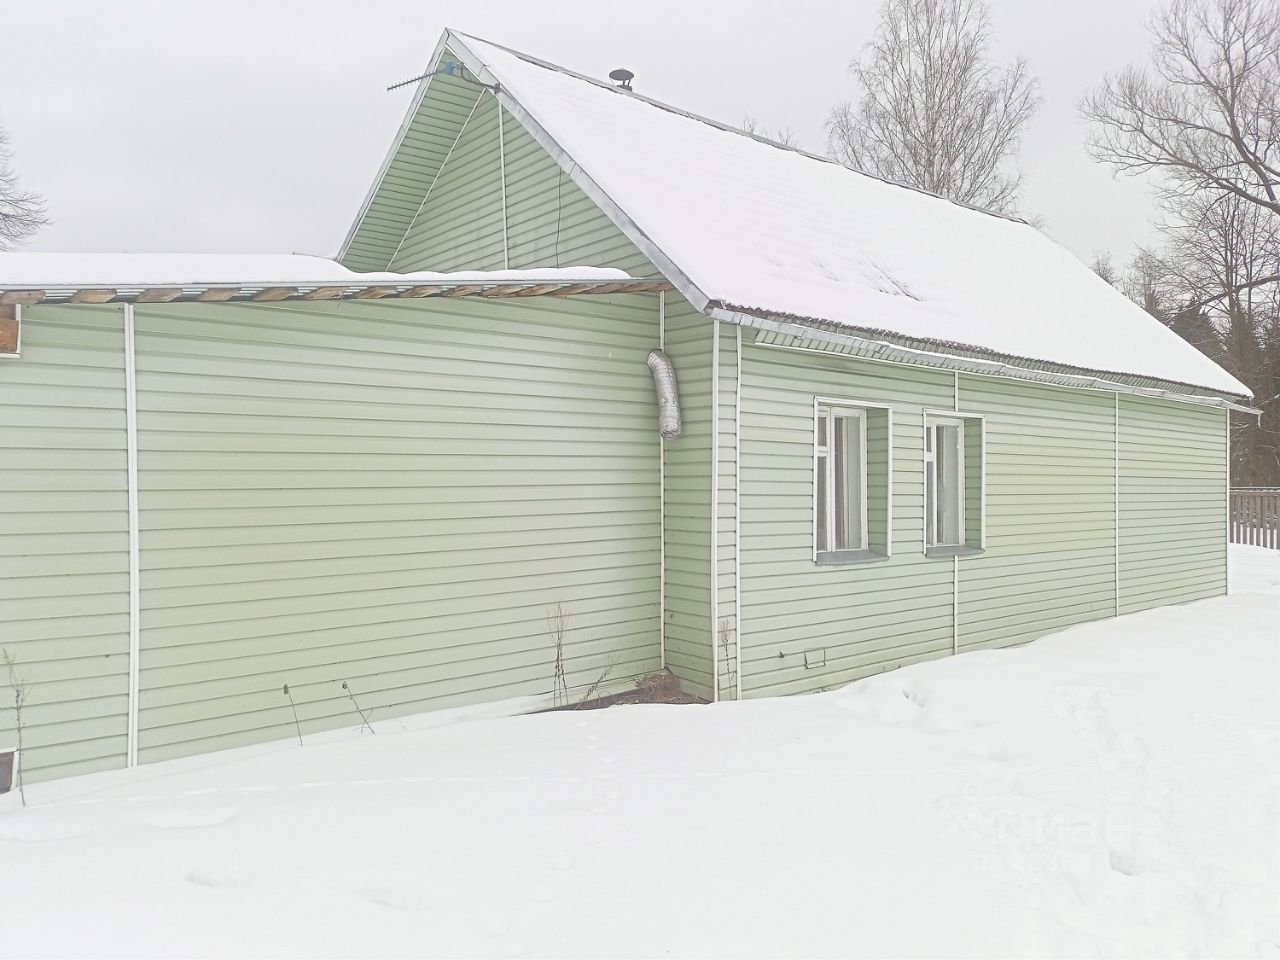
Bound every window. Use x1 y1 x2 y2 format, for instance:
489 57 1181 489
815 406 867 553
813 402 891 563
924 418 965 546
924 413 985 554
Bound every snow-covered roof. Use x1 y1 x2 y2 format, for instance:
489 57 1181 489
443 32 1247 398
0 254 660 305
0 253 630 287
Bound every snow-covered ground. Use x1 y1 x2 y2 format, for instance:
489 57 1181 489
3 548 1278 959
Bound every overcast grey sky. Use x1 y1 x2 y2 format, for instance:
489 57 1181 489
3 0 1165 267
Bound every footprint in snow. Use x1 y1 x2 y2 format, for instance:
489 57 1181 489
186 864 254 889
530 883 558 903
355 880 432 912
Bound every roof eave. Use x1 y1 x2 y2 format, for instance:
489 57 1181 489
1 277 674 307
708 305 1258 414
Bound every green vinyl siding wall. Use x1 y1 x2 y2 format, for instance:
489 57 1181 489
1118 398 1227 613
0 305 130 782
658 303 713 699
955 379 1116 651
381 79 715 698
735 337 1229 698
130 295 662 763
738 343 956 697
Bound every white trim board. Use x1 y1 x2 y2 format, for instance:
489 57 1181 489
123 303 141 768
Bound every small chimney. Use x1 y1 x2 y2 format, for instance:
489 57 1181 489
608 68 634 91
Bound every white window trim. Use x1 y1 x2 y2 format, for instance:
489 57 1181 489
0 303 21 359
926 415 966 547
812 397 893 561
921 409 987 555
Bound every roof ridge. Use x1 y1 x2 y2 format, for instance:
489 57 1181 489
447 29 1030 227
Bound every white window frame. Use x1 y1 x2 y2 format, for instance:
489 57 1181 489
924 416 966 548
922 410 987 554
813 402 870 558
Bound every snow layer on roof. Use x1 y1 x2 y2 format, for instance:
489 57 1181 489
458 34 1247 397
0 253 629 287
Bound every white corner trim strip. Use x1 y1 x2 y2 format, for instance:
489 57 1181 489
123 303 141 768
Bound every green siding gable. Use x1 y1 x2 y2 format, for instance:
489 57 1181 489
381 85 715 699
342 48 490 272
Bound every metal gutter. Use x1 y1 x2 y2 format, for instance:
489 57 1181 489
720 308 1260 415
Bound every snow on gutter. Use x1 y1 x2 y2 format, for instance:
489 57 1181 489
709 307 1261 416
0 259 671 306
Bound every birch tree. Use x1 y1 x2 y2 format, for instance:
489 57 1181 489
825 0 1040 214
0 125 46 250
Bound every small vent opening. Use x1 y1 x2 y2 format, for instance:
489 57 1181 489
0 749 15 795
0 304 19 357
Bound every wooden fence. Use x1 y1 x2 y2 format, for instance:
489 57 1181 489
1230 488 1280 548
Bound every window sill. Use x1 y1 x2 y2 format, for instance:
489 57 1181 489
924 545 985 559
815 549 890 566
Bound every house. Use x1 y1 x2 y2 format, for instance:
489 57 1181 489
0 31 1253 786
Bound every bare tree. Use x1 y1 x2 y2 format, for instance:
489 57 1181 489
3 648 29 807
826 0 1040 214
0 125 46 250
741 115 799 148
1091 250 1122 285
1143 192 1279 481
1083 0 1280 483
1083 0 1280 218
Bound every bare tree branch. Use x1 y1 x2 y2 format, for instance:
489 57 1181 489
740 115 799 148
0 124 46 250
825 0 1040 214
1082 0 1280 216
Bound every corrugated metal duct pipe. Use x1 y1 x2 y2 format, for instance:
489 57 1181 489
646 349 682 439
